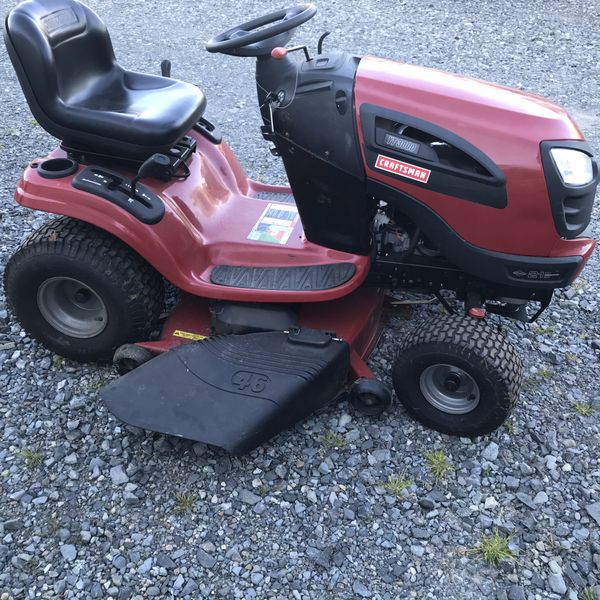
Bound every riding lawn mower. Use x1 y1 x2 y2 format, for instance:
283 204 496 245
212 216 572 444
3 1 597 453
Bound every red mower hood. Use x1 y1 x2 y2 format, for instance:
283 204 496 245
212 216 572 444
356 56 583 142
354 56 590 257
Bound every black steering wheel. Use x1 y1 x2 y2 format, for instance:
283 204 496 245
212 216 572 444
206 4 317 57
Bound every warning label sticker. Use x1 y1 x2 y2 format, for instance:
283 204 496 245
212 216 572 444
172 330 207 341
374 154 431 184
247 202 299 245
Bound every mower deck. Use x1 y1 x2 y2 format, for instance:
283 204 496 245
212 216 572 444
102 288 384 452
102 329 350 454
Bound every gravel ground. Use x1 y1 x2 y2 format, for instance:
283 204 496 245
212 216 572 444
1 0 600 599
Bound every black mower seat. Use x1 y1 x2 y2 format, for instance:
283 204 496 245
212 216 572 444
4 0 207 159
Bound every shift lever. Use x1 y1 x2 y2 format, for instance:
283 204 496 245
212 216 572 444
130 154 171 199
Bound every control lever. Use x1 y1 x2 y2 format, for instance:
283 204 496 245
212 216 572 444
160 59 171 78
130 154 172 199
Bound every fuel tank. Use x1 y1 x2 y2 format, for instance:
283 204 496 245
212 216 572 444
355 56 596 257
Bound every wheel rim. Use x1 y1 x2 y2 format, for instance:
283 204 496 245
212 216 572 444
419 364 480 414
37 277 108 338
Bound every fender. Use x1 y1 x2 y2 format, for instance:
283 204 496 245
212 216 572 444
14 130 371 302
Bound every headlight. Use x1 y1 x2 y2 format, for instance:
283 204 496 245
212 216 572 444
549 148 594 186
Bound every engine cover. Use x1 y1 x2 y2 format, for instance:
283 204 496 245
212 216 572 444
354 56 594 257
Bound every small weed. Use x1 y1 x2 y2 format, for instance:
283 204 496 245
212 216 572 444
87 373 113 392
580 587 596 600
565 352 579 363
173 491 196 515
521 376 535 391
321 431 346 450
52 355 67 369
20 448 43 469
473 530 513 566
536 367 552 379
571 278 587 290
505 419 514 433
425 450 454 482
46 516 61 536
383 474 413 497
257 484 270 496
534 325 556 335
30 118 38 126
574 402 595 417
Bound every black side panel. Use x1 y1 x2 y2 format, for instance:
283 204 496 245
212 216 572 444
275 138 372 254
256 52 372 254
370 180 582 289
101 330 350 454
360 104 508 208
211 302 298 335
540 140 598 238
210 263 356 290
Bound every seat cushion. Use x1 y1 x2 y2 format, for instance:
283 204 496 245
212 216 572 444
61 69 207 148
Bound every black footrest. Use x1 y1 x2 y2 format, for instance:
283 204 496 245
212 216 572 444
210 263 356 291
101 330 349 454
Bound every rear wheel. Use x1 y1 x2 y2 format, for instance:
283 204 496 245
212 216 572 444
392 315 522 437
4 216 164 362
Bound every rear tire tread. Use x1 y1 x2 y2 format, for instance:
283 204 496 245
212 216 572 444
4 216 164 360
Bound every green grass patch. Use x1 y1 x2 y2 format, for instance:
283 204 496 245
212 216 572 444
86 373 113 392
20 448 43 469
383 474 413 497
425 450 454 482
536 367 552 379
173 491 196 515
574 402 595 417
52 355 67 369
534 325 556 335
580 587 596 600
321 431 346 450
473 530 512 566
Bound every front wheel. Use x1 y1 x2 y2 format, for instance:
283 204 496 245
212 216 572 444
392 315 522 437
4 217 164 362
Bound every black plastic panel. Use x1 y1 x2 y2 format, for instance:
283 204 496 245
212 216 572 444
211 302 298 335
369 180 582 291
210 263 356 290
360 104 508 208
540 140 598 238
275 138 372 254
72 167 164 224
255 52 372 255
101 330 350 454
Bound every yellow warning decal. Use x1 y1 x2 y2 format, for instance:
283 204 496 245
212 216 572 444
172 330 207 341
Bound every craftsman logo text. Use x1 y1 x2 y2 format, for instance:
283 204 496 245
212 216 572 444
375 154 431 183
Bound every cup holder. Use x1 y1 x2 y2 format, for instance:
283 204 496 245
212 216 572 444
37 158 78 179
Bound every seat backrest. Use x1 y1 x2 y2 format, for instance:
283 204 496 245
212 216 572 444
4 0 117 129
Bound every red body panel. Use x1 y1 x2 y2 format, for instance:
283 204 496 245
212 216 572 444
15 130 370 302
355 57 593 259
